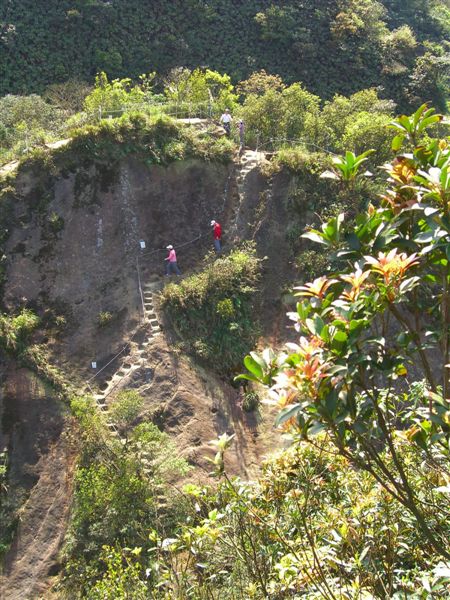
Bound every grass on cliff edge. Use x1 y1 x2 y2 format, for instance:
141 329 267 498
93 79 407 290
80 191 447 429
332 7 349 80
161 246 262 376
10 112 235 176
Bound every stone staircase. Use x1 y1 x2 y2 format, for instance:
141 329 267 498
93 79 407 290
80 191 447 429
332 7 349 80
236 149 264 187
90 282 162 436
232 149 265 237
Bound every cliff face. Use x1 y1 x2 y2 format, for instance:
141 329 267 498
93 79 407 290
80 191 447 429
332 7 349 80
0 150 305 598
3 157 233 374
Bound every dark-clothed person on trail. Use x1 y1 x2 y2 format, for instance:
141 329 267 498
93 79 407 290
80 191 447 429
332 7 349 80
238 120 244 147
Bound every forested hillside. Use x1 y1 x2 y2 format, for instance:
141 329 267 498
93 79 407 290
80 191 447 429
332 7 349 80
1 0 449 109
2 1 450 598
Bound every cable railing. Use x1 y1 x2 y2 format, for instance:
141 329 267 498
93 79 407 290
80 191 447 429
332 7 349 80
255 135 336 156
95 99 215 121
1 95 339 171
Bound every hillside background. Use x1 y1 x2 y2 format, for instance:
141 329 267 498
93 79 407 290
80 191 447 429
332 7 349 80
1 0 449 110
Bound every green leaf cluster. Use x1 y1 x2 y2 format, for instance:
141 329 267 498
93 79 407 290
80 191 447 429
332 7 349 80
73 438 450 598
239 105 450 560
0 308 39 353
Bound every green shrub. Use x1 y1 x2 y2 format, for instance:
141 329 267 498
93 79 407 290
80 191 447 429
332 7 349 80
242 390 260 412
67 113 182 166
83 72 145 116
48 211 64 233
97 311 113 327
164 67 238 114
273 147 328 174
237 82 321 149
294 249 329 282
87 546 148 600
273 145 382 263
216 298 235 319
108 390 143 430
0 308 40 353
62 401 190 597
161 246 261 375
55 315 67 329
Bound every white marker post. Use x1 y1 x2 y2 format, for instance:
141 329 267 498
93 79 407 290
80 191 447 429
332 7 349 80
139 240 146 249
91 361 97 369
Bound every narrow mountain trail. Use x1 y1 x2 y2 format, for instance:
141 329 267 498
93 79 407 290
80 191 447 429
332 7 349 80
231 149 265 239
81 147 280 470
89 148 266 436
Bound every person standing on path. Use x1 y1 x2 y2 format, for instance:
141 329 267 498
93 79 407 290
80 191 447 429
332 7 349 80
211 220 222 253
164 245 181 276
238 119 245 150
220 108 232 137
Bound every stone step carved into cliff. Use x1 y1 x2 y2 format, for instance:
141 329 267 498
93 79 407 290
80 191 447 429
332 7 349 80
90 284 161 419
232 149 266 238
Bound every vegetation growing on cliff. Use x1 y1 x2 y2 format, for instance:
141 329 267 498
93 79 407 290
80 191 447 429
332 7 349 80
161 246 262 375
62 393 190 597
1 3 450 594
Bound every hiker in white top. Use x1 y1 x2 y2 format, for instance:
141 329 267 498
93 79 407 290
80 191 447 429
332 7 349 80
220 108 232 136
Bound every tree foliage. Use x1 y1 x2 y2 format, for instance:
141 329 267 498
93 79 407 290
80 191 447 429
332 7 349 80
63 394 190 596
69 436 450 598
1 0 449 111
164 67 238 113
239 105 450 560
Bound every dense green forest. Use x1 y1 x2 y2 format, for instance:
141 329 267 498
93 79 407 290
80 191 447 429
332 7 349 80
1 0 449 109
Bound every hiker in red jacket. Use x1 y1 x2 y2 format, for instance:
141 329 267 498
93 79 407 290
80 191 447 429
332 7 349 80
211 220 222 253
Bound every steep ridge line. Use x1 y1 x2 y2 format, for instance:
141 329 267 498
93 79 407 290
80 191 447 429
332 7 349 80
1 148 268 600
85 150 264 436
0 117 210 176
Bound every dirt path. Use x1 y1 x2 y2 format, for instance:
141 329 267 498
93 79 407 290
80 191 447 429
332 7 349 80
86 275 278 479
